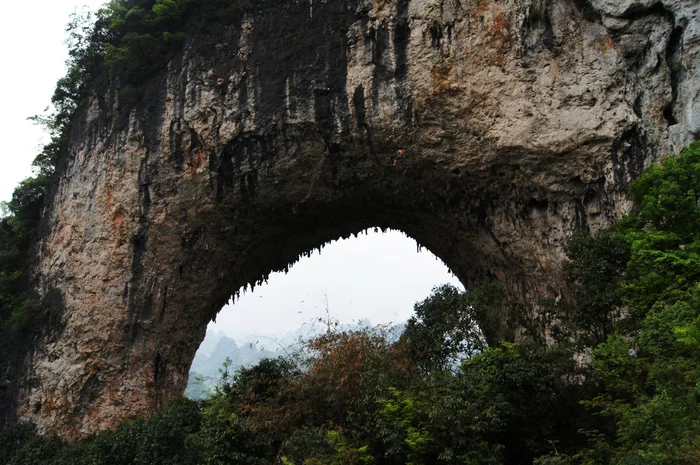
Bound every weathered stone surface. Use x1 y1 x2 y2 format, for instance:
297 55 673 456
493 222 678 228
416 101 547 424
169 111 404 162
589 0 658 18
9 0 699 436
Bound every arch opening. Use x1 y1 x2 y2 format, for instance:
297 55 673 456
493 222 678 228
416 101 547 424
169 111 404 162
185 228 464 397
66 161 565 434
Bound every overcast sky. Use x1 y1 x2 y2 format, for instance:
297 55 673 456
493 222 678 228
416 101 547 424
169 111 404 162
211 229 463 339
1 0 463 340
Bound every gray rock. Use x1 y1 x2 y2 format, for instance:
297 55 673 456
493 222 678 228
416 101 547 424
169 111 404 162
589 0 657 17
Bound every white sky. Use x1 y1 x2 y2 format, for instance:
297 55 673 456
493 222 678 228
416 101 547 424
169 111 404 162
211 229 463 339
2 1 463 339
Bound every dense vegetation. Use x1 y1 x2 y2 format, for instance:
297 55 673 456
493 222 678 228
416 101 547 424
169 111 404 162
2 142 699 464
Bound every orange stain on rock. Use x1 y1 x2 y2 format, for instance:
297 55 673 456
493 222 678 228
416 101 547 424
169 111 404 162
185 149 206 175
373 0 391 19
492 12 510 38
652 97 667 119
105 184 113 208
112 208 126 229
431 61 455 94
594 35 616 56
470 0 491 16
111 207 128 248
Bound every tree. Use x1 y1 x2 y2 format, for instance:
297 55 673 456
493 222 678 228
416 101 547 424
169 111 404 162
561 230 630 344
576 142 700 463
401 283 505 374
618 141 700 315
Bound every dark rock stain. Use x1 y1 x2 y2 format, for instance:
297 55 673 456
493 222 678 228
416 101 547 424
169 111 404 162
611 126 647 193
246 1 359 134
393 0 412 129
430 22 443 49
353 85 367 131
187 128 199 166
571 0 601 22
633 93 644 118
524 1 555 54
169 120 184 169
664 25 684 126
394 0 410 81
314 87 334 152
215 142 239 201
574 199 589 232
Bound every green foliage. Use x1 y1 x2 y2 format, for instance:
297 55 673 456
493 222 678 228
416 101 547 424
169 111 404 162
618 141 700 314
401 283 502 374
152 0 196 22
94 0 203 83
104 30 184 80
585 301 700 462
282 427 338 465
282 428 374 465
626 142 700 241
450 343 588 463
325 429 375 465
1 398 202 465
228 357 297 407
0 177 53 334
188 395 273 464
562 231 631 343
568 142 700 464
375 387 433 464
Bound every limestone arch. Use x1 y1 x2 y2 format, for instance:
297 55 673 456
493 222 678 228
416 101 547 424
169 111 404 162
27 116 587 435
16 0 698 436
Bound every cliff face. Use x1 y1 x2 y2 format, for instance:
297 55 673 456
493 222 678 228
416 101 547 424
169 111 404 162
12 0 699 435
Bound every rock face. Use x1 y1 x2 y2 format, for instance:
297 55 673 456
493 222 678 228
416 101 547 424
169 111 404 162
10 0 699 436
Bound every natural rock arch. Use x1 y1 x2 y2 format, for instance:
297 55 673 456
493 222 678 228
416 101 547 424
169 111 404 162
12 0 699 436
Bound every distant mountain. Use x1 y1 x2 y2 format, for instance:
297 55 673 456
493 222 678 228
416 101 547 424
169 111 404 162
185 319 406 399
185 334 278 399
197 329 228 357
203 336 241 374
